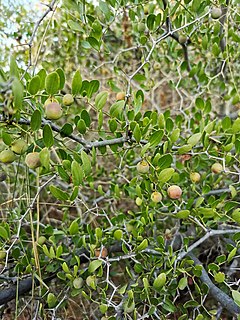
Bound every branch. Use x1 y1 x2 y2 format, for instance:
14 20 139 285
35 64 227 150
188 252 240 316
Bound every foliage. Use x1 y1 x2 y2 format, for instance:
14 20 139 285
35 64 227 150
0 0 240 319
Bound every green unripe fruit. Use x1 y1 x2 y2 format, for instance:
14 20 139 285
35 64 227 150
45 102 63 120
151 191 162 203
135 197 143 206
25 152 41 169
190 172 201 183
214 272 225 283
178 35 187 44
0 172 7 181
37 236 46 245
73 277 83 289
114 229 123 240
211 162 223 174
211 7 222 19
116 91 125 101
167 185 182 199
0 251 6 260
136 160 149 173
0 149 16 164
62 93 74 106
153 273 167 290
11 139 28 155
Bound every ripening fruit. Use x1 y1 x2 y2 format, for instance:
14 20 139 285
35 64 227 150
95 247 108 258
136 160 150 173
178 35 187 44
116 92 125 101
167 185 182 199
25 152 41 169
45 102 63 120
190 172 201 183
62 93 74 106
11 139 28 155
44 97 58 108
211 7 222 19
211 162 223 174
0 149 16 164
151 191 162 203
135 197 143 206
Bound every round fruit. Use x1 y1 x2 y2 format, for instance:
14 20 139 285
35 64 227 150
62 93 74 106
211 7 222 19
44 97 58 108
95 247 108 258
190 172 201 183
178 35 187 44
45 102 63 120
37 236 46 245
0 251 6 260
135 197 143 206
114 229 123 240
211 162 223 174
136 160 150 173
167 185 182 199
116 92 125 101
0 172 7 181
151 191 162 203
11 139 28 155
0 149 16 164
25 152 41 169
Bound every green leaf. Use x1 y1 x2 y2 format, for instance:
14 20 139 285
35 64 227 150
70 186 79 201
81 150 91 175
87 80 99 98
39 147 50 169
149 130 164 147
2 131 12 146
153 273 166 290
136 239 148 251
77 119 87 134
47 293 57 308
71 161 84 186
232 118 240 134
133 123 141 143
60 123 73 137
10 55 19 78
37 69 47 90
178 144 192 154
43 124 54 148
45 72 60 95
81 110 91 127
72 69 82 96
88 260 102 273
232 290 240 307
109 100 124 118
68 20 83 32
69 219 79 235
62 261 70 273
12 78 23 110
31 110 42 131
158 168 175 184
147 14 155 30
157 154 173 169
28 75 40 95
56 68 65 90
227 247 237 263
195 97 204 110
0 226 9 239
169 128 180 143
87 36 100 51
95 91 108 110
187 133 202 146
49 185 69 201
178 277 188 290
175 210 190 219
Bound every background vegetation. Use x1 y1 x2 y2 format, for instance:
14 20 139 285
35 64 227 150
0 0 240 319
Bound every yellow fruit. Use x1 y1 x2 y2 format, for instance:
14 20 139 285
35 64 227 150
45 102 63 120
211 162 223 174
0 149 16 163
25 152 41 169
190 172 201 183
11 139 28 154
116 92 125 101
136 160 149 173
62 93 74 106
211 7 222 19
167 185 182 199
151 191 162 203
